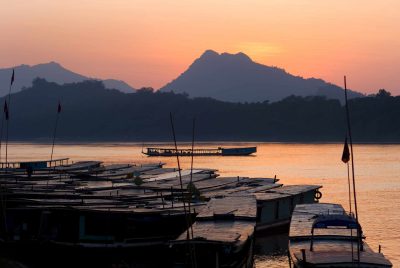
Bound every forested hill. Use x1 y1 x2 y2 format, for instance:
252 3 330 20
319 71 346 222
160 50 363 102
3 78 400 142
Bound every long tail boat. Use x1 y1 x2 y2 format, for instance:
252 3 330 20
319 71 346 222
143 146 257 156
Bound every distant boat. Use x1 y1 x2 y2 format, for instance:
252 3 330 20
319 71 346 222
143 146 257 156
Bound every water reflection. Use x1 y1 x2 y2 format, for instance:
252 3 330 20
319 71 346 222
1 142 399 267
255 234 288 268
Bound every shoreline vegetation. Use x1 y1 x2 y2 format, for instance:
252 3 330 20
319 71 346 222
2 78 399 142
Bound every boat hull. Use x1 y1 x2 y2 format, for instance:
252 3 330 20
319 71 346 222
0 207 193 267
0 240 172 268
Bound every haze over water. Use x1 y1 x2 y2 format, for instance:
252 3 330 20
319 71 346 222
5 142 399 267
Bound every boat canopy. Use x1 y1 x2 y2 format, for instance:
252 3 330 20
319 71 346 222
310 214 362 252
312 214 360 230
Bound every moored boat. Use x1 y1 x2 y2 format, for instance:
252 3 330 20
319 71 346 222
0 206 194 268
288 203 392 267
0 160 324 267
170 196 256 268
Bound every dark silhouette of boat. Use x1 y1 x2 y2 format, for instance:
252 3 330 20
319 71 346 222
170 196 256 268
143 146 257 156
0 160 322 267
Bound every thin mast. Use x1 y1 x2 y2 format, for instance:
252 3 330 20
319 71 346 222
0 105 5 162
169 113 190 236
169 113 196 267
346 161 352 214
344 76 361 263
344 76 358 220
188 118 196 240
190 118 195 184
5 69 15 168
50 101 61 164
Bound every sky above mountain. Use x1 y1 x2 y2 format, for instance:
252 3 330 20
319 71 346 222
1 1 399 94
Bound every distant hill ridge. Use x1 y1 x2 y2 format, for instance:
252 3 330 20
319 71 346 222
0 62 136 96
1 79 398 142
160 50 363 102
2 51 363 102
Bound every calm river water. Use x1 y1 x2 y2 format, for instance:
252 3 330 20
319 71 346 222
4 142 400 267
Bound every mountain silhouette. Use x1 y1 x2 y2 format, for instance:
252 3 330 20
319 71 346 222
160 50 363 102
0 62 136 96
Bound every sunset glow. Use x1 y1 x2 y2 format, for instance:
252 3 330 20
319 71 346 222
1 0 399 94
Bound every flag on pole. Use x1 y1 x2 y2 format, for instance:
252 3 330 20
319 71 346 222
341 137 350 163
4 100 9 120
10 69 15 85
57 101 61 113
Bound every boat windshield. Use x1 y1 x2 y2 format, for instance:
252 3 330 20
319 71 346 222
312 214 360 230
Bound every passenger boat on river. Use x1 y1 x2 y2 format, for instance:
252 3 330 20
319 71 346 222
143 146 257 156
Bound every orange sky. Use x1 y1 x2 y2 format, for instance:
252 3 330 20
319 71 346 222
1 0 399 94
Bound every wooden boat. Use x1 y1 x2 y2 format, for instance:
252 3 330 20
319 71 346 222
0 206 194 268
170 196 256 268
253 185 322 233
288 203 392 267
0 161 323 267
143 146 257 156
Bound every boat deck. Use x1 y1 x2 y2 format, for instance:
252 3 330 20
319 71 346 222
291 240 392 267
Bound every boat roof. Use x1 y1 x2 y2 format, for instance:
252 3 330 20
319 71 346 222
254 185 321 202
0 158 69 164
173 196 256 245
289 203 352 239
173 221 255 245
197 195 257 220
